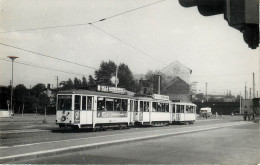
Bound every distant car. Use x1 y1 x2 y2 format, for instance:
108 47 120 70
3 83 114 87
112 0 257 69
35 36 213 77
200 107 212 117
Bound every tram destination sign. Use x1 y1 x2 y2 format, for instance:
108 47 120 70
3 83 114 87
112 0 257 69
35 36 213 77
152 94 169 101
97 85 127 94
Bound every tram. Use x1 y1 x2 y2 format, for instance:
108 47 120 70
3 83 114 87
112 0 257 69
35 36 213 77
56 85 197 130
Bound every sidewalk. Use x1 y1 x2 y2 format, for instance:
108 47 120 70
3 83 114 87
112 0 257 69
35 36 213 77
0 114 56 134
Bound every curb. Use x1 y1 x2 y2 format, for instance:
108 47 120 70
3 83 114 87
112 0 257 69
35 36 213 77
0 122 251 163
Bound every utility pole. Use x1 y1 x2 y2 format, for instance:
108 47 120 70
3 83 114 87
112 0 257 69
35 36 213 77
158 75 161 95
245 82 247 99
239 91 242 114
56 76 59 89
205 82 208 101
8 56 19 113
115 55 119 87
249 88 252 99
253 73 255 98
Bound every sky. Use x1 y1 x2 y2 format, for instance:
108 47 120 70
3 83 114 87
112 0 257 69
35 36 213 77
0 0 259 97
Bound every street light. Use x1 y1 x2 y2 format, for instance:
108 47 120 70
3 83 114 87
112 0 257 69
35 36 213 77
8 56 19 113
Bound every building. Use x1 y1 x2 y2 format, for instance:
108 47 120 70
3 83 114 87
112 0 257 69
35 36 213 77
162 77 191 102
134 60 192 102
160 60 192 84
241 99 253 114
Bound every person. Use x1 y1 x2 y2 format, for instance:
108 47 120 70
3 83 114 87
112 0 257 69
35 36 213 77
216 112 218 118
116 103 121 111
244 111 248 121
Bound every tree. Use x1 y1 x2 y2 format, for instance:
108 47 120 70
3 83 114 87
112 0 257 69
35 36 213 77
60 78 74 90
74 77 81 89
31 83 46 98
95 60 116 86
81 76 88 89
13 84 28 113
117 63 135 91
144 70 165 94
88 75 96 90
39 93 50 112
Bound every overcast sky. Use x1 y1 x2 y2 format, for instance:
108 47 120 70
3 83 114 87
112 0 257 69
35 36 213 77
0 0 259 97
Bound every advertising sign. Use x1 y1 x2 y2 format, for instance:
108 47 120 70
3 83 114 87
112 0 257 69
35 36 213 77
74 110 80 124
152 94 169 100
97 85 126 94
97 111 127 118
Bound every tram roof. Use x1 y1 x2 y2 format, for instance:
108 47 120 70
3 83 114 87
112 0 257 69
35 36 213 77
58 90 135 99
172 102 197 106
57 90 172 102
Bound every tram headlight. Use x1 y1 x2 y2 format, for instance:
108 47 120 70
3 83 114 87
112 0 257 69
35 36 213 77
61 116 66 121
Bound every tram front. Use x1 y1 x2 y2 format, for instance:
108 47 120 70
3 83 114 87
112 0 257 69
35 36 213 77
56 94 75 128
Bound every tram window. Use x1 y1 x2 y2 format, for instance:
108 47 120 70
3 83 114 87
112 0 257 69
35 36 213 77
177 105 181 113
106 98 114 111
162 103 166 112
97 97 105 111
187 106 192 113
143 102 149 112
114 99 122 111
82 96 86 110
158 103 162 112
140 101 144 111
130 100 133 112
134 101 138 112
122 99 127 111
74 95 81 110
146 102 150 112
87 97 92 110
58 95 72 110
172 104 176 113
181 105 184 113
152 102 157 112
166 104 169 112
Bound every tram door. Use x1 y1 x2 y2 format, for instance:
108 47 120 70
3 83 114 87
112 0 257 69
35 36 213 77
134 101 139 121
172 104 176 122
129 100 134 124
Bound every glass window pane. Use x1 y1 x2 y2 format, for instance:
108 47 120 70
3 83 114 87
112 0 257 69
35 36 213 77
172 104 175 113
158 103 161 112
134 101 138 112
82 96 86 110
140 101 144 111
152 102 157 112
58 95 72 110
114 99 121 111
177 105 181 113
122 99 127 111
97 97 105 111
166 104 169 112
74 95 81 110
106 98 114 111
181 105 184 113
87 97 92 110
130 100 133 112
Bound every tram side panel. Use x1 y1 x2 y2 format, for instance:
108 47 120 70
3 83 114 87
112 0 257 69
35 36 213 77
93 97 131 127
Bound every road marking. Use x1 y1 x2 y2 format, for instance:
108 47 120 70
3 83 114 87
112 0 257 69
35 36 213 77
0 122 236 149
0 121 253 162
0 121 252 150
0 129 49 134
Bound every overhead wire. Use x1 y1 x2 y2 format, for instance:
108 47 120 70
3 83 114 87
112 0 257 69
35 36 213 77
0 0 167 33
89 24 167 65
0 42 97 70
1 58 88 77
